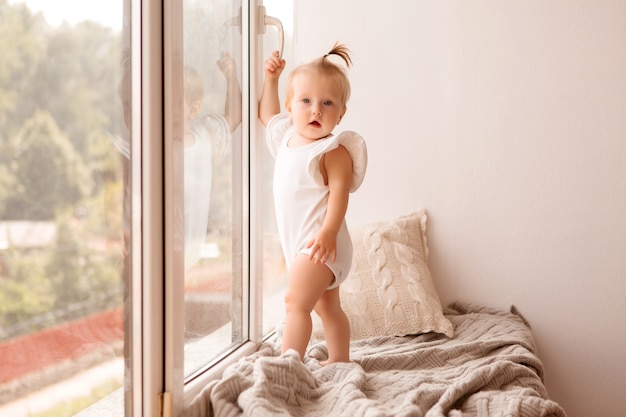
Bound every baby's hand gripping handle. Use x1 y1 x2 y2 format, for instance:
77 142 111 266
258 6 284 59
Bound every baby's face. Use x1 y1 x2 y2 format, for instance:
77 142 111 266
287 71 346 142
183 98 201 133
183 99 193 133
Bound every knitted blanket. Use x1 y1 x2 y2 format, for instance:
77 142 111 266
182 302 566 417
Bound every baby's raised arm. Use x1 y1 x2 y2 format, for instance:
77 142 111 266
258 50 285 126
217 53 242 133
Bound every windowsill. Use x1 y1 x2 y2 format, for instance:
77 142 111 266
74 386 124 417
0 355 124 417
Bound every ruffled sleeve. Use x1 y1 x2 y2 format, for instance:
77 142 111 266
308 131 368 193
265 113 293 157
193 114 230 163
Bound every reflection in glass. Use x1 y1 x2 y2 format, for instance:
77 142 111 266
181 0 244 377
0 1 126 415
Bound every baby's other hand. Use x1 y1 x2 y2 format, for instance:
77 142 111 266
306 229 337 265
264 50 285 79
217 53 237 80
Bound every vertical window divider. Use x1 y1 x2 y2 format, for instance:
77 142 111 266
163 0 185 416
139 0 165 416
129 0 143 415
248 1 264 344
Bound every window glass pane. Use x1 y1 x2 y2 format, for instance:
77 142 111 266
181 0 244 378
261 1 294 336
0 1 127 415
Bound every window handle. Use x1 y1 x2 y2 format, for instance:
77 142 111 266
220 7 241 51
258 6 284 58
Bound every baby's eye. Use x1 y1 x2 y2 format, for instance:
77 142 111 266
323 100 333 106
302 98 310 104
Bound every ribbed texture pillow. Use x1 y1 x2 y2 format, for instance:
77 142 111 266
312 210 454 341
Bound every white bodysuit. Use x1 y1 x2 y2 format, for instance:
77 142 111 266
111 113 230 272
183 114 230 270
266 113 368 289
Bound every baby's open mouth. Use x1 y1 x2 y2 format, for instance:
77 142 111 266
309 121 321 128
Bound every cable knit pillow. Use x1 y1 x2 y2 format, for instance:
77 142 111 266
312 210 454 341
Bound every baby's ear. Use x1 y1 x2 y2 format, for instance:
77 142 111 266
338 106 347 123
188 100 202 120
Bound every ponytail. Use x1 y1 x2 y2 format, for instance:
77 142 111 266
322 42 352 69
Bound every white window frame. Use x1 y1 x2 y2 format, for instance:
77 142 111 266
42 0 274 415
135 0 165 416
141 0 268 415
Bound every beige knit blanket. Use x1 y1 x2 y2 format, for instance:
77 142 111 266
182 303 566 417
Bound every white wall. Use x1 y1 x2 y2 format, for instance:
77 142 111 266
290 1 626 416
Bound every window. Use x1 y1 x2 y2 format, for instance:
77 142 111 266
0 1 291 415
0 0 127 415
178 0 246 381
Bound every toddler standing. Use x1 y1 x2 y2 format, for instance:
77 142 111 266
259 43 367 363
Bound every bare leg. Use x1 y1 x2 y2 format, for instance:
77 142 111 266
314 287 350 364
282 254 335 360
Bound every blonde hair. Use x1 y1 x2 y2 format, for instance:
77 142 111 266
285 42 352 109
183 65 204 105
